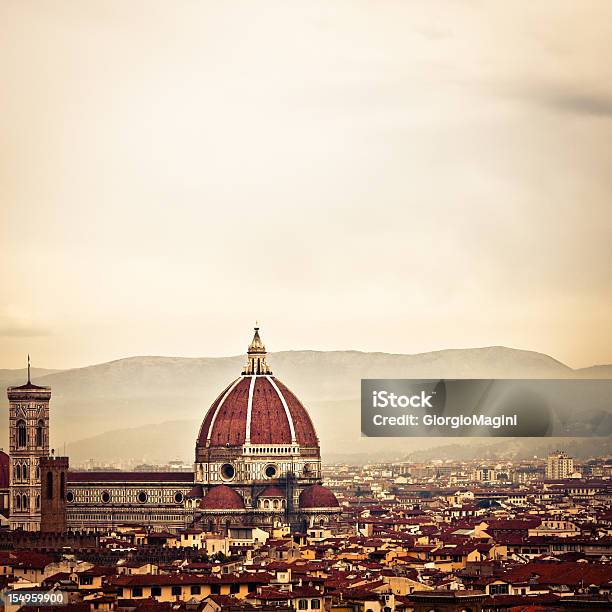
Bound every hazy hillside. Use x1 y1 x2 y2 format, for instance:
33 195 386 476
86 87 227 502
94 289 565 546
406 437 612 462
65 420 199 465
1 347 610 463
574 365 612 378
0 368 62 390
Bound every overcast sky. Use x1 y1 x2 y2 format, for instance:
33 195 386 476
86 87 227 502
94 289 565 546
1 1 611 370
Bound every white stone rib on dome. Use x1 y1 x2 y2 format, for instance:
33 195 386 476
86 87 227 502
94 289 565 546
245 375 257 444
206 376 242 444
266 375 297 444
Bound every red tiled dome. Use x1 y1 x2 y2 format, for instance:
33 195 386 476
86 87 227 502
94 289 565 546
299 484 339 509
260 485 285 498
199 485 245 510
197 376 318 448
0 451 9 489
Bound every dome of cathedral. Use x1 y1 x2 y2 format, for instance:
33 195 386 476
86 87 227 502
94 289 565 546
299 484 340 509
196 328 318 449
199 484 245 510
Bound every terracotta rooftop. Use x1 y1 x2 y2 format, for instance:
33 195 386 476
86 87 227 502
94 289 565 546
300 484 340 509
200 485 245 511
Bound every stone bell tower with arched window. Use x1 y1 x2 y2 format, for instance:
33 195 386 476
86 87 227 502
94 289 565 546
7 356 51 531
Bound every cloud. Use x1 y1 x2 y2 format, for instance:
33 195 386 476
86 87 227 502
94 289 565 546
0 313 50 338
502 80 612 119
536 89 612 118
0 325 50 338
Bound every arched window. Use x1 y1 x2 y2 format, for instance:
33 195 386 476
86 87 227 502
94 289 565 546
60 472 65 500
22 494 28 510
36 420 44 447
36 495 40 509
15 464 21 481
23 464 28 480
47 471 53 499
264 499 270 509
16 420 27 447
15 494 21 510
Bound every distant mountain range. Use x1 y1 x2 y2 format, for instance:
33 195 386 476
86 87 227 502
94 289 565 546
1 347 610 464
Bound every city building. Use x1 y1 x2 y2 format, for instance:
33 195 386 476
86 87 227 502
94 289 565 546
475 466 497 482
6 328 341 533
546 450 575 480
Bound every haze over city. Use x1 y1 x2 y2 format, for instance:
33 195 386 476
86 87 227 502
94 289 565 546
2 1 612 370
3 7 612 608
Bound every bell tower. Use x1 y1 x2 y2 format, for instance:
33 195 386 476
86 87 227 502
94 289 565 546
7 356 51 531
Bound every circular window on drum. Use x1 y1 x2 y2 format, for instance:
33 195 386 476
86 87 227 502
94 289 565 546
174 491 184 504
101 491 111 504
66 491 74 503
220 463 235 481
264 464 278 479
137 491 148 504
